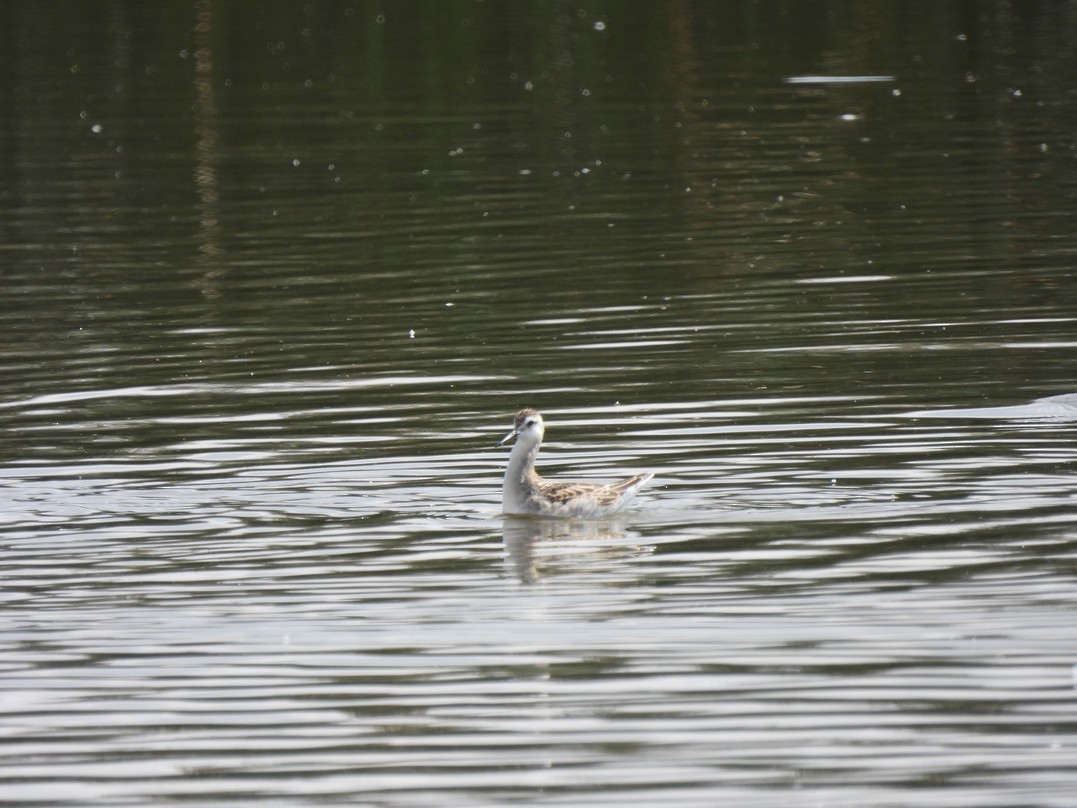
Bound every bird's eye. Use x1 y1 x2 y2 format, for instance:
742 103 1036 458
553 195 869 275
526 419 535 427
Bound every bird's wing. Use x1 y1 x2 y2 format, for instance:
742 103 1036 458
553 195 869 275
539 473 652 507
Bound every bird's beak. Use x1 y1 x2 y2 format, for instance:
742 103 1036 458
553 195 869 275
497 428 517 448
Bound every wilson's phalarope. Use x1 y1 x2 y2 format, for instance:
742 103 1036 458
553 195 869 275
498 408 654 518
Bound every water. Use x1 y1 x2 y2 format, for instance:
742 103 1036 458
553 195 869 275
4 2 1077 805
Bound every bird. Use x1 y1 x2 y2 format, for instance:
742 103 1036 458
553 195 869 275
498 408 654 518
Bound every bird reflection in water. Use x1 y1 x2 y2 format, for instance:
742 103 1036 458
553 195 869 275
501 517 655 583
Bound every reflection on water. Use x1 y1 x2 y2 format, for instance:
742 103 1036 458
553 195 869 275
192 0 222 275
909 392 1077 421
502 516 654 583
4 0 1077 805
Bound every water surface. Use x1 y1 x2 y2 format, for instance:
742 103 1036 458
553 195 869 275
3 2 1077 806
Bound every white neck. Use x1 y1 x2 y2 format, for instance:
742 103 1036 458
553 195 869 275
502 435 542 512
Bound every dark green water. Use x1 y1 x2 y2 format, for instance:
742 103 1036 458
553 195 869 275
3 2 1077 805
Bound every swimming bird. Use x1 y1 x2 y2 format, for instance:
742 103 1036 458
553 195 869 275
498 408 654 518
